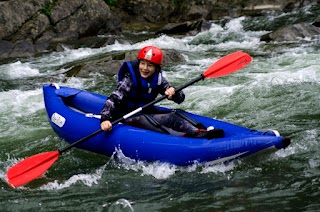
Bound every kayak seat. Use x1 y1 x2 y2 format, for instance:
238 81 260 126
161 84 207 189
142 114 225 139
184 128 224 140
124 114 184 136
174 109 207 130
142 114 171 135
174 109 224 139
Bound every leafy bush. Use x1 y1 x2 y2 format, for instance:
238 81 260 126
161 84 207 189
40 0 56 16
104 0 117 6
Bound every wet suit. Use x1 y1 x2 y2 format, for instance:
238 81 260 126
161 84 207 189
100 60 223 138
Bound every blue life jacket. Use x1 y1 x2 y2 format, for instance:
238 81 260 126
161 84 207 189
118 60 163 109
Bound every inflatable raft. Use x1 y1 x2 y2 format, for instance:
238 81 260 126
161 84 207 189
43 84 290 166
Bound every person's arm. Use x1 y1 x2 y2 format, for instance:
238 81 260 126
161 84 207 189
161 77 185 104
100 73 132 131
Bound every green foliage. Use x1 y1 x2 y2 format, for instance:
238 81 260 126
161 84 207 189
40 7 51 16
104 0 117 6
40 0 56 16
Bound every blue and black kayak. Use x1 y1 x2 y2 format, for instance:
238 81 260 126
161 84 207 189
43 83 290 166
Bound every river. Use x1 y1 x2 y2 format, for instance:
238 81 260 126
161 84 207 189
1 6 320 212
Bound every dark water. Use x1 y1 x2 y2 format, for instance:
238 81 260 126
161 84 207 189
1 5 320 211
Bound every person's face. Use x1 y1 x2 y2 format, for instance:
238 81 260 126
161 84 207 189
139 60 156 78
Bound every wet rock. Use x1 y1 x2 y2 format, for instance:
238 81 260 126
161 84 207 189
39 0 117 43
261 23 320 42
8 13 50 43
163 49 186 64
0 0 49 39
155 19 211 35
9 40 35 58
0 39 13 59
119 0 175 23
0 0 119 45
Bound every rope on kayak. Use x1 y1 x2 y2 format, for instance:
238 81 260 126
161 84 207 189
85 113 102 119
262 129 280 137
51 83 60 89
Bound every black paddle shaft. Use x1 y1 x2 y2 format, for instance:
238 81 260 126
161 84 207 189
58 74 205 154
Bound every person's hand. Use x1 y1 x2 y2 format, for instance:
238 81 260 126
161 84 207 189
101 120 112 131
165 87 175 99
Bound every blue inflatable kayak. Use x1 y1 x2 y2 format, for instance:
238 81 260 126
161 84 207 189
43 84 290 166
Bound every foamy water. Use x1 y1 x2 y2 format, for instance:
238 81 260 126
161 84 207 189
0 61 40 79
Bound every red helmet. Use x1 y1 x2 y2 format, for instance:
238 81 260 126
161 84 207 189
137 46 163 65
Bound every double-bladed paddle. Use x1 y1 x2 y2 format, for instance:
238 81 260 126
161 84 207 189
6 51 252 187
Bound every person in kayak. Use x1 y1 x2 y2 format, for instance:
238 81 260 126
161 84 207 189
100 46 223 139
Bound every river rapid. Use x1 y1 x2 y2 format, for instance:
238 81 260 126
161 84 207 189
1 6 320 212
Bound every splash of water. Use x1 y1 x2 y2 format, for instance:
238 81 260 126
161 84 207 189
0 61 40 79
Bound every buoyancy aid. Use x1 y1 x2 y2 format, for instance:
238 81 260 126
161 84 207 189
118 60 163 109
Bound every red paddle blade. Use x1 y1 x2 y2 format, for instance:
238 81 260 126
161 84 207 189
203 51 252 78
7 151 60 187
